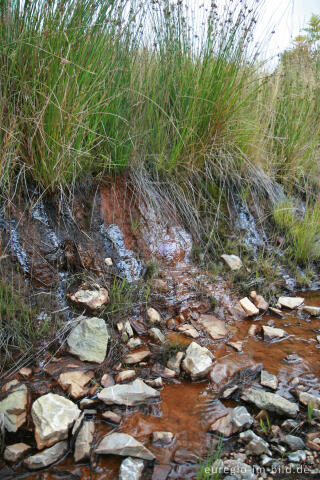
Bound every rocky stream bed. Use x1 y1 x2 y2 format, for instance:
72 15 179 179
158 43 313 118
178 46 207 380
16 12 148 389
0 183 320 480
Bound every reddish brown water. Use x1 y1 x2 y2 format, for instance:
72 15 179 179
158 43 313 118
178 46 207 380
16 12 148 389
15 292 320 479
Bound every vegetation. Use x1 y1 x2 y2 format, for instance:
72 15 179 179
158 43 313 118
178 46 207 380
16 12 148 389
0 1 320 269
197 437 223 480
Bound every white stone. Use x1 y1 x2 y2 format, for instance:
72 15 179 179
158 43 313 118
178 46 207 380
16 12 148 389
239 297 259 316
97 379 160 406
198 315 228 339
221 254 243 270
68 287 109 310
147 307 161 323
119 457 144 480
262 326 287 342
149 328 165 344
0 383 28 432
303 305 320 316
67 316 109 363
24 441 68 470
32 393 81 449
182 342 214 380
278 297 304 309
74 420 94 463
261 371 278 390
95 433 155 460
4 443 31 463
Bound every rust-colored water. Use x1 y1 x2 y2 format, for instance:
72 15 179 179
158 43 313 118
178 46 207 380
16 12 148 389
18 292 320 479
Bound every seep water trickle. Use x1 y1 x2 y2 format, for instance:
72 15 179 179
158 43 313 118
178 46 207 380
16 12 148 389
100 223 142 282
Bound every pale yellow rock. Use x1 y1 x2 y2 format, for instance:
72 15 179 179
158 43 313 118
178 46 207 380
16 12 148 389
199 315 228 339
147 307 161 323
278 297 304 309
0 383 28 433
58 370 94 399
239 298 259 316
32 393 81 449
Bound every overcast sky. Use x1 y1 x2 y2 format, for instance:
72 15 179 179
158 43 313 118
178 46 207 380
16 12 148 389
188 0 320 62
256 0 320 60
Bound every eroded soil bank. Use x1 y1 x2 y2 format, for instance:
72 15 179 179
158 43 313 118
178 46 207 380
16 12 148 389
0 180 320 480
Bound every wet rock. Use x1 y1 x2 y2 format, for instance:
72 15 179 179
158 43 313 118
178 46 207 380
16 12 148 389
101 373 115 388
150 279 169 293
4 443 32 463
152 364 176 378
239 429 270 455
246 436 270 456
74 420 94 463
68 287 109 310
97 378 160 406
287 450 306 462
282 435 305 451
152 465 171 480
79 398 98 409
24 441 68 470
227 341 243 352
223 459 256 479
269 307 284 318
222 385 239 399
152 431 174 445
250 291 269 311
149 328 165 344
262 326 287 342
177 323 199 339
303 305 320 316
0 383 28 432
124 348 151 364
281 419 299 431
239 297 259 316
147 307 161 324
127 337 142 349
167 352 184 373
115 370 136 383
182 342 214 380
210 407 253 437
317 335 320 343
221 254 243 271
248 325 258 336
67 316 109 364
278 297 304 309
32 393 81 449
58 370 94 399
261 371 278 390
284 353 302 364
119 457 145 480
260 454 273 466
145 377 163 389
297 391 320 409
173 447 198 464
241 388 299 417
199 315 228 340
95 432 155 460
102 411 121 424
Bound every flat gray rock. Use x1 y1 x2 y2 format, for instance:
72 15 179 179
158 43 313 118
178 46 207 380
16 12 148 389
0 383 28 432
23 441 68 470
261 370 278 390
74 420 94 463
95 433 155 460
67 316 109 363
241 388 298 417
97 379 160 406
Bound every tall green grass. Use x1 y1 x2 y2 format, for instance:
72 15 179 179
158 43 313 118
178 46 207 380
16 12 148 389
1 1 320 266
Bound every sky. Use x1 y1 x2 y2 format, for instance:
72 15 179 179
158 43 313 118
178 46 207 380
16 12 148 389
256 0 320 60
188 0 320 62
